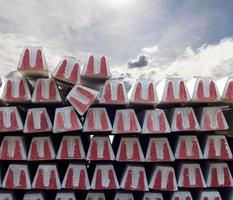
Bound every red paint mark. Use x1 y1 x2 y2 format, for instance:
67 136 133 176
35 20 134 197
208 139 216 158
119 142 127 161
179 81 187 101
224 81 233 100
216 110 225 129
137 170 145 190
149 142 157 161
179 140 187 159
146 113 154 132
103 82 112 102
129 111 138 132
223 167 232 186
5 80 13 100
210 168 218 187
125 169 133 190
18 171 27 189
148 82 155 102
86 55 94 75
69 97 87 114
44 139 52 160
197 80 204 100
95 169 103 189
49 169 58 189
14 140 22 160
103 140 110 160
56 112 64 130
35 49 44 69
220 138 230 159
159 113 166 132
101 111 109 131
163 142 171 161
55 59 67 79
176 113 184 130
30 140 39 160
209 80 217 100
26 112 35 132
35 169 45 189
166 81 174 101
65 168 73 188
40 111 49 131
100 56 108 76
73 139 81 159
195 168 204 187
70 63 79 83
108 169 116 189
70 110 81 129
89 141 98 160
19 79 26 99
192 140 200 159
117 83 126 103
132 142 140 161
1 139 9 159
116 112 124 133
60 140 68 159
0 111 3 130
167 171 175 190
183 168 190 186
5 169 14 188
188 111 196 129
20 48 30 69
10 111 19 130
79 169 86 189
77 86 95 98
153 170 162 189
135 82 143 102
204 111 211 130
87 111 95 131
49 80 56 101
35 81 44 101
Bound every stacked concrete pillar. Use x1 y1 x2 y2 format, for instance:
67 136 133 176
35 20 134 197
1 46 233 199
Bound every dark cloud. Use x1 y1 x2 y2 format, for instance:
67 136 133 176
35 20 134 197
127 54 149 68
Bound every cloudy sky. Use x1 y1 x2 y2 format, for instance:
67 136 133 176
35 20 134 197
0 0 233 81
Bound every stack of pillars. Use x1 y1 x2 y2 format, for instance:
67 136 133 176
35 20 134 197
1 46 233 199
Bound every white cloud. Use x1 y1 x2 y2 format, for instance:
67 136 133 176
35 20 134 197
117 37 233 80
162 37 233 79
142 46 159 55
